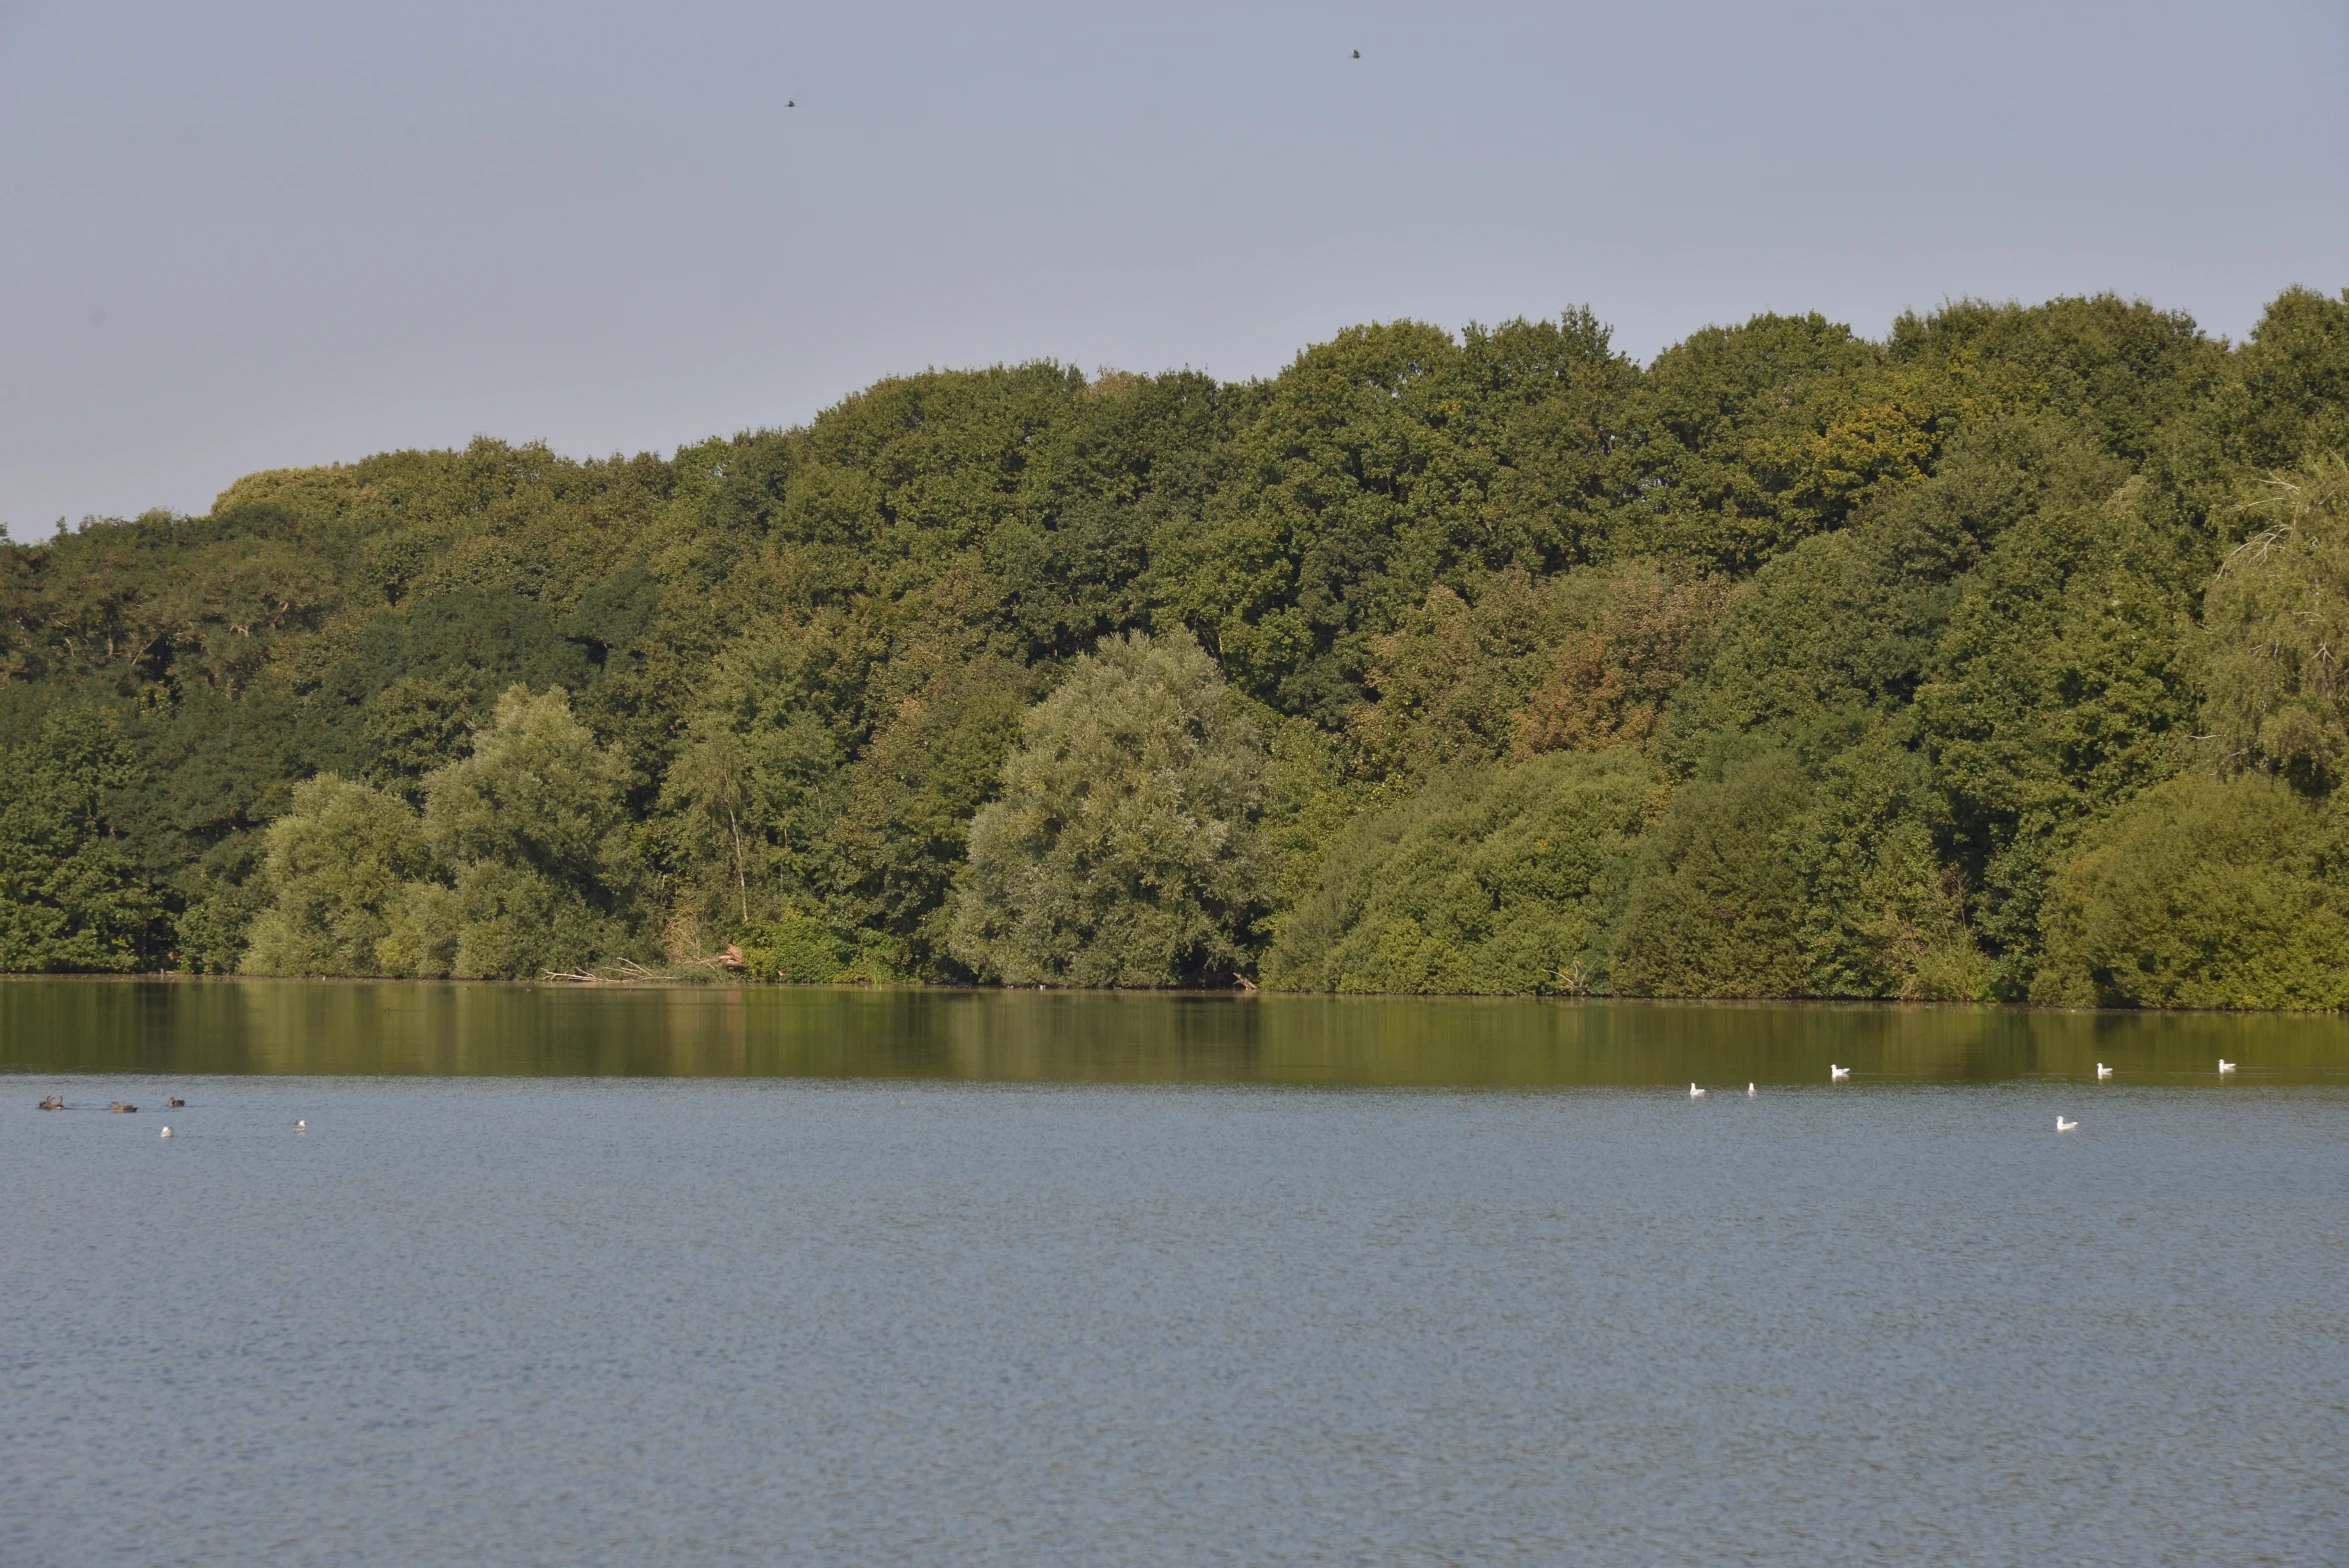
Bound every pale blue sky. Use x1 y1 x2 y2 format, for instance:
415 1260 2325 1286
2 0 2343 532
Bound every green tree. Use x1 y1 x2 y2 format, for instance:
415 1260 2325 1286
822 654 1031 975
2216 286 2349 472
174 834 269 974
0 706 158 971
240 775 430 976
2035 772 2349 1008
2200 455 2349 790
395 686 642 978
950 629 1271 986
657 622 849 929
360 671 485 792
1158 314 1639 723
1265 750 1652 994
1915 484 2200 989
1885 294 2222 465
1614 752 1812 997
1791 721 1992 1000
1629 311 1901 566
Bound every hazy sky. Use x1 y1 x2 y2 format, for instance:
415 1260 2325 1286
2 0 2343 533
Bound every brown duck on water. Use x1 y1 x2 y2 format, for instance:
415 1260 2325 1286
109 1101 138 1114
167 1097 186 1108
37 1095 64 1111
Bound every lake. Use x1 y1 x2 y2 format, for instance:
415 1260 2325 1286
4 980 2345 1566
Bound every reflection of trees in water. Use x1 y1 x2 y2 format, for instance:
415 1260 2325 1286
6 981 2345 1087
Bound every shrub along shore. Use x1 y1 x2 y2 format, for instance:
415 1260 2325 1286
5 290 2349 1005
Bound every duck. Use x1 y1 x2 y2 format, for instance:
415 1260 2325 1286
2056 1115 2077 1132
37 1095 63 1111
2096 1064 2113 1080
1829 1065 1851 1081
109 1101 138 1114
1689 1083 1706 1098
167 1097 185 1108
1747 1083 1757 1097
159 1126 172 1139
295 1120 307 1132
2218 1058 2237 1074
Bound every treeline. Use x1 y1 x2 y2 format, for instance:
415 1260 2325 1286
5 288 2348 1005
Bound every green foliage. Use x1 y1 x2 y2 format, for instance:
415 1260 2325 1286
1915 483 2200 987
820 658 1031 976
2199 455 2349 789
1887 294 2224 463
241 775 429 976
658 622 850 928
1264 750 1652 994
733 910 898 984
735 910 849 983
1791 721 1994 1001
360 672 489 789
1633 312 1904 563
3 287 2346 1007
0 705 158 971
2224 287 2349 471
1614 753 1813 997
1257 716 1369 937
1864 415 2132 582
173 834 269 974
1659 530 1925 769
240 688 642 979
413 686 642 978
2036 772 2349 1009
1161 319 1510 721
951 629 1271 986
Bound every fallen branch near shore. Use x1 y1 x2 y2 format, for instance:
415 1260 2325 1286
541 952 743 984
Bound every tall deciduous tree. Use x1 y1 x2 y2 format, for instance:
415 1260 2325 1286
2036 772 2349 1008
1264 749 1652 995
241 775 429 976
382 686 642 979
951 629 1271 986
1613 752 1813 997
0 706 157 971
2201 455 2349 790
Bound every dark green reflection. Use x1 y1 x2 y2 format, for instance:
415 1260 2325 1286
4 979 2347 1086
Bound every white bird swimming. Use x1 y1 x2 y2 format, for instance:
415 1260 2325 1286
1747 1083 1756 1096
295 1119 307 1132
1830 1065 1851 1081
2056 1115 2077 1132
159 1126 172 1139
1689 1083 1706 1098
2217 1059 2237 1074
2096 1063 2113 1079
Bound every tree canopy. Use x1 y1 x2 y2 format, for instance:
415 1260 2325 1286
6 285 2349 1006
951 629 1270 987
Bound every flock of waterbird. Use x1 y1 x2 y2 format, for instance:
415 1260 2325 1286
1687 1058 2245 1132
27 1057 2254 1136
32 1095 305 1139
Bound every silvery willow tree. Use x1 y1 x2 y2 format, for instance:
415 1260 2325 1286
950 629 1272 987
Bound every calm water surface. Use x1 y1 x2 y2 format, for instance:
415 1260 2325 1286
4 981 2345 1566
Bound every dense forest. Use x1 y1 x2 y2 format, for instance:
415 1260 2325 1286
5 287 2348 1005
